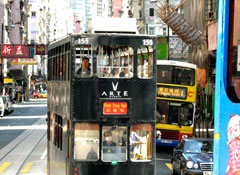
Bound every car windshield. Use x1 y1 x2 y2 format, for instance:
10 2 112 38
184 140 213 154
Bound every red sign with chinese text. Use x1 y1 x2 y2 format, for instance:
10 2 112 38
103 102 127 115
14 45 25 55
1 45 13 55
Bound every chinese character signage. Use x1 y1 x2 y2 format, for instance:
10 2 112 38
103 102 127 115
35 45 46 55
1 45 13 55
14 45 25 55
157 85 187 99
1 45 33 58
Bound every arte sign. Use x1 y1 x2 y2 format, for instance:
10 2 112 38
100 82 128 98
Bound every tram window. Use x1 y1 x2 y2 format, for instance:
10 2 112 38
137 46 154 79
130 124 153 161
102 126 127 162
74 123 99 161
97 45 134 78
75 45 92 78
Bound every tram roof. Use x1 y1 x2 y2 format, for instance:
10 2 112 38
48 33 156 50
157 60 197 69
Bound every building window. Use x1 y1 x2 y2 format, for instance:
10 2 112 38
204 0 218 21
149 8 154 17
139 10 142 19
163 28 166 35
149 27 155 35
31 11 36 17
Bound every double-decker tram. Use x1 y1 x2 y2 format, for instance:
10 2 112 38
155 60 197 147
214 0 240 174
47 33 157 175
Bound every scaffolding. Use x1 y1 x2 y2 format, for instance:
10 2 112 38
156 0 205 45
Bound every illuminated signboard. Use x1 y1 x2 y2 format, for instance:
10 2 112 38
157 85 187 99
103 102 127 115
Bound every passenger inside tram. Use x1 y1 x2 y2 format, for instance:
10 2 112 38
130 131 147 160
76 56 91 77
102 127 127 162
103 131 117 153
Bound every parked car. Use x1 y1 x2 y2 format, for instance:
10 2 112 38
32 91 48 98
172 138 213 175
0 97 6 117
0 95 14 116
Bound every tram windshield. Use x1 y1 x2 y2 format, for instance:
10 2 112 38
97 46 134 78
102 126 127 162
156 100 194 126
130 124 153 161
74 124 99 161
137 46 154 79
157 65 195 86
75 45 93 77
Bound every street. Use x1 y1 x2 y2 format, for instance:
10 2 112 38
0 99 174 175
0 99 47 175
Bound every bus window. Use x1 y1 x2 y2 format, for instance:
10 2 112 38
102 126 127 162
130 124 153 161
226 2 240 102
97 46 134 78
137 46 154 79
156 100 194 126
157 65 195 85
74 123 99 161
75 45 92 78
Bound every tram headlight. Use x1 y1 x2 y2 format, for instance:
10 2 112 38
186 161 194 169
182 135 188 139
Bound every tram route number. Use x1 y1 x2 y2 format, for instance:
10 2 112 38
78 38 89 44
143 39 153 46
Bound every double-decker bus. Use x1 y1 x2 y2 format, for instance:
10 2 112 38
155 60 197 147
214 0 240 174
47 33 157 175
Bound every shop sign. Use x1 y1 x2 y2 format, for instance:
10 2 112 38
14 45 25 56
1 45 13 55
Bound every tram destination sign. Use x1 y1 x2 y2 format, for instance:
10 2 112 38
103 102 127 115
157 85 187 99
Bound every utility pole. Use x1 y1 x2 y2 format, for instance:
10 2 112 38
1 22 4 93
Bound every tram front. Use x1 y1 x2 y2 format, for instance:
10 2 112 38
71 34 157 175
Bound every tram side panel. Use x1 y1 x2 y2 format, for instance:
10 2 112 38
48 81 71 175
